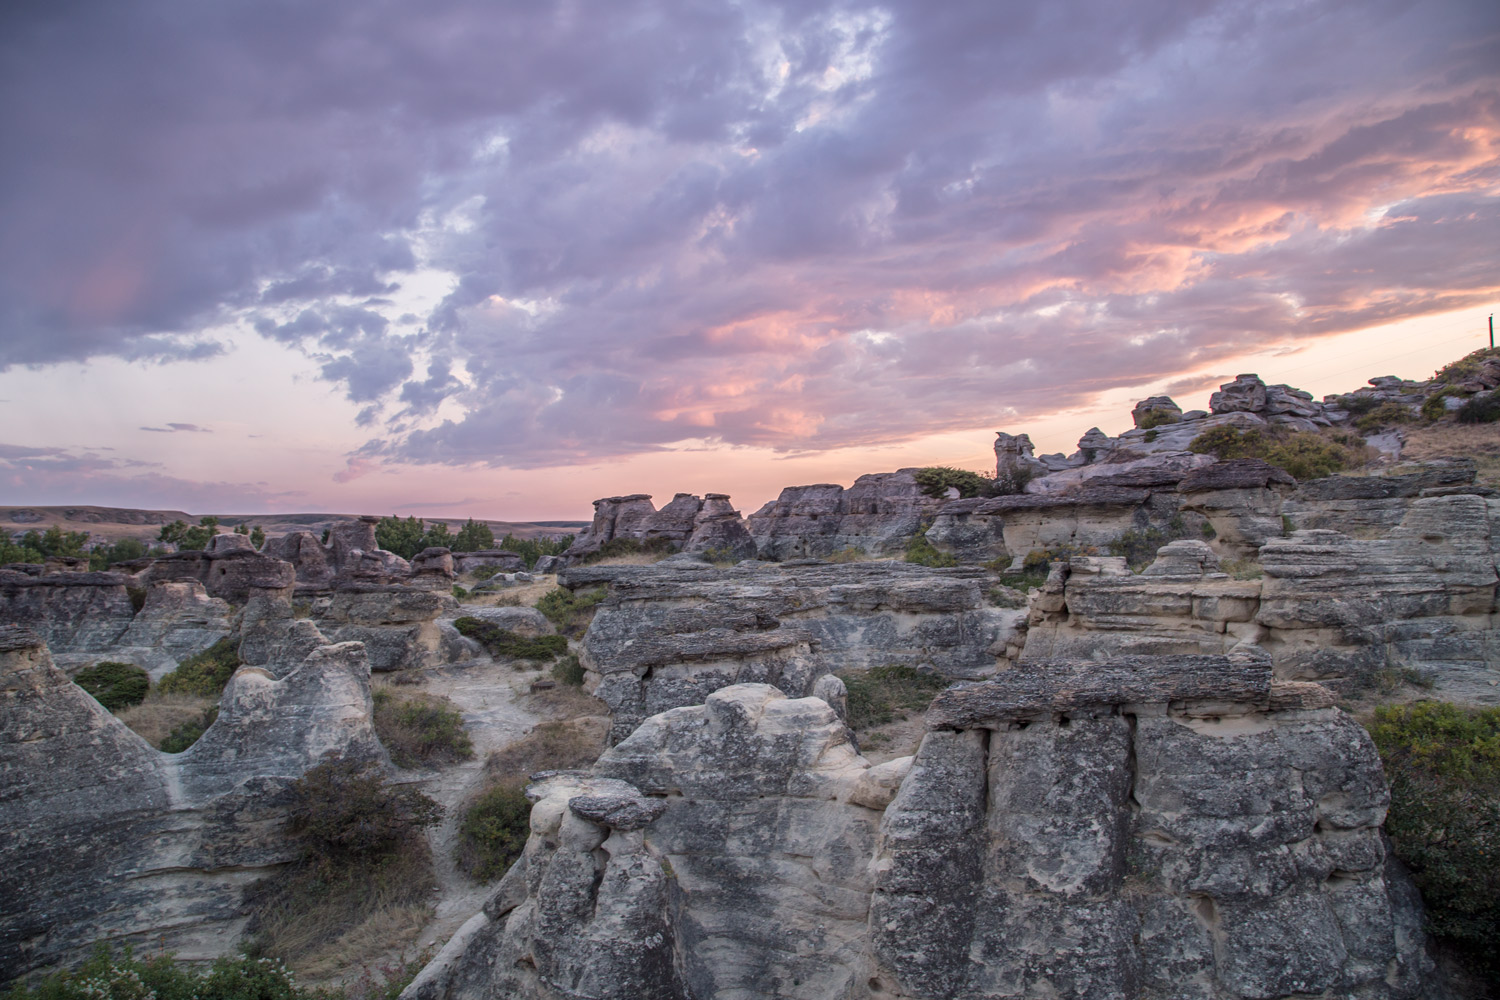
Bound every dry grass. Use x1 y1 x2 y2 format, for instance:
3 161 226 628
460 575 558 609
248 842 437 974
116 691 215 748
523 684 609 720
1402 423 1500 488
587 552 668 566
293 905 433 981
482 717 610 783
371 685 474 769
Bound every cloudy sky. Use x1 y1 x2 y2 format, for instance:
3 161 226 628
2 0 1497 520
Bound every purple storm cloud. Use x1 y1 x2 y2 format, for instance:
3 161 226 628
1 0 1496 473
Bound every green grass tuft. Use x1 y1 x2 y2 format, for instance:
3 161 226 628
454 617 568 661
73 661 149 712
158 637 241 697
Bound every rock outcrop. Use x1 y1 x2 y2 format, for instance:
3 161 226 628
565 493 757 562
1013 493 1500 702
747 471 945 560
561 560 1019 741
0 623 384 976
406 665 1432 1000
311 586 461 673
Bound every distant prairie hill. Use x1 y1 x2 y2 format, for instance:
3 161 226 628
0 506 588 545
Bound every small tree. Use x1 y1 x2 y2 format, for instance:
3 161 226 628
376 515 427 559
250 525 265 549
453 518 496 553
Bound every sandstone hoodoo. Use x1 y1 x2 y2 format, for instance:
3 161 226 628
402 669 1428 1000
3 349 1498 996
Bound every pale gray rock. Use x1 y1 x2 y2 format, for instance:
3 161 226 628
1210 373 1270 414
1282 462 1478 534
316 586 460 673
747 470 944 560
1132 395 1183 428
1256 495 1499 698
111 580 234 678
564 494 660 561
994 431 1049 490
451 549 525 575
411 670 1434 1000
686 493 757 559
563 560 1011 740
409 546 457 588
0 624 384 976
458 605 555 638
1178 458 1297 558
0 569 135 659
267 530 335 589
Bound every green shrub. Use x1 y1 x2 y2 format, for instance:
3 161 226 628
372 689 475 769
825 546 867 563
535 586 608 637
160 706 219 753
551 654 586 687
126 585 147 613
1421 389 1455 422
1432 346 1500 384
837 665 949 731
1108 516 1194 572
993 464 1037 496
2 524 94 566
1137 409 1179 430
4 945 327 1000
699 546 740 566
471 565 501 581
1456 394 1500 425
451 585 470 600
457 785 532 882
453 617 568 661
375 515 427 559
452 518 495 553
913 467 997 499
1142 429 1158 443
246 753 440 964
497 532 574 569
1333 392 1380 414
987 585 1028 609
157 637 241 697
1368 701 1500 975
158 517 219 552
73 661 149 712
1353 401 1415 433
1188 425 1366 481
87 538 148 571
905 532 957 568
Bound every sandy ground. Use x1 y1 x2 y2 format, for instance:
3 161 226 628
389 658 549 953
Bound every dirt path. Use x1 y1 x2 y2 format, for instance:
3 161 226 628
400 657 554 953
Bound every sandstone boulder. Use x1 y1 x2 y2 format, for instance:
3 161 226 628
0 624 384 976
408 665 1433 1000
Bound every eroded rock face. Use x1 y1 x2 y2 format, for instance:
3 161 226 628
0 570 136 661
111 580 234 679
1014 495 1500 702
408 667 1433 1000
747 471 945 560
1257 495 1500 699
314 586 460 673
0 624 383 977
563 560 1018 741
564 493 758 562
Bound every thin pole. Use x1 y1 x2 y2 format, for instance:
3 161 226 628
1491 313 1494 349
